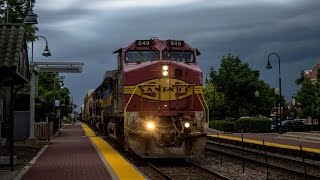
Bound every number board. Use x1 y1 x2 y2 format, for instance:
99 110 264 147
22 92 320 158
136 40 153 47
168 40 184 47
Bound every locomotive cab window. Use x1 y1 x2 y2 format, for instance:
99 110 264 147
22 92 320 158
162 50 194 63
125 50 159 63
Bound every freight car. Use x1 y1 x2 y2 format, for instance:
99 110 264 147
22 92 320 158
84 38 208 158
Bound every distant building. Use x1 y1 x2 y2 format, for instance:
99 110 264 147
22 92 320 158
304 61 320 81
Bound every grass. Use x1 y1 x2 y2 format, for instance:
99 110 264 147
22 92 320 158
0 141 46 170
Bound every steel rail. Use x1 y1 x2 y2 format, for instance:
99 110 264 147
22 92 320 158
207 140 320 169
146 161 173 180
146 159 230 180
184 159 231 180
206 146 320 180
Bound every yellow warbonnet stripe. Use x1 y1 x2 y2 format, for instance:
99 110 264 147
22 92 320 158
209 134 320 154
81 124 145 180
123 78 203 101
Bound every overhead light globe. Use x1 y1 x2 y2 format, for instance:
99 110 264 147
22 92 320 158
184 122 190 128
42 45 51 57
24 9 38 24
266 60 272 70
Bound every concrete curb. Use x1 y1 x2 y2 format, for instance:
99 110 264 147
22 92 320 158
12 145 48 180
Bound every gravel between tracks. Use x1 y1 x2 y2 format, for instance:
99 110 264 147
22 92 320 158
206 142 320 178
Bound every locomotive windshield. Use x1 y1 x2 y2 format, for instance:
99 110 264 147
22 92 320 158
162 50 194 62
125 50 159 63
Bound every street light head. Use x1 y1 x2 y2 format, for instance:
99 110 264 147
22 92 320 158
42 45 51 57
254 90 259 97
266 60 272 70
292 97 296 106
23 9 38 24
275 88 280 95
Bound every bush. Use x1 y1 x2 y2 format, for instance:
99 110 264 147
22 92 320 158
234 117 271 133
209 120 235 132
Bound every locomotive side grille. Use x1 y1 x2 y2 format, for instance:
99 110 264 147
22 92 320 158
174 69 182 78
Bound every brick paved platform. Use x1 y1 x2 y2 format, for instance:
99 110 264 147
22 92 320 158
22 124 113 180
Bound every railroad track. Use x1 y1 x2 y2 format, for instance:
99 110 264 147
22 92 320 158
206 141 320 180
207 140 320 169
146 158 230 180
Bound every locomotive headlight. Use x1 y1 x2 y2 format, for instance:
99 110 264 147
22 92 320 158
162 70 168 76
146 122 155 130
184 122 190 128
162 65 169 71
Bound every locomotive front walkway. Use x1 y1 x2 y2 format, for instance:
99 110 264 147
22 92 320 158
21 124 113 180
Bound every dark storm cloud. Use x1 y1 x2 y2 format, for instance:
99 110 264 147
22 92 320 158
32 0 320 110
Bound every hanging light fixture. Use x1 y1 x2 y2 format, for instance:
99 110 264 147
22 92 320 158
24 0 38 24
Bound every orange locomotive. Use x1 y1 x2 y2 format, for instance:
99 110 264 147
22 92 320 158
84 38 208 158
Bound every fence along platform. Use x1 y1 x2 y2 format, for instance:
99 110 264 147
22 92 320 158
34 121 53 141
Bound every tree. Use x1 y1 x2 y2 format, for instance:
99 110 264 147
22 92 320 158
0 0 37 41
295 69 320 123
204 83 226 120
36 73 72 120
206 54 276 119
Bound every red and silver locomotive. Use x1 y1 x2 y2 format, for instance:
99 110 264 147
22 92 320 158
83 38 208 158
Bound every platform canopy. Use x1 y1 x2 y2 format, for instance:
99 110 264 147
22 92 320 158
31 61 84 73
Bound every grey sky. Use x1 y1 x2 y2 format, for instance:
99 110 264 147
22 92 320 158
32 0 320 111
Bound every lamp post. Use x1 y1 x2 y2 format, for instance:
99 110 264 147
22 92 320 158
254 90 259 116
266 52 282 132
31 36 51 62
59 76 65 128
29 36 51 139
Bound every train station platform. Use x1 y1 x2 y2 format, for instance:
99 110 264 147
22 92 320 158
206 128 320 156
20 123 145 180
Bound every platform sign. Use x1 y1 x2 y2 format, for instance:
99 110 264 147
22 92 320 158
54 100 60 107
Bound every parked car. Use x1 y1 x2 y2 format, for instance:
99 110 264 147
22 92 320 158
279 119 307 132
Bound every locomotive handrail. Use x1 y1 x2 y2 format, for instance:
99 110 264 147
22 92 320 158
124 83 145 131
196 92 209 126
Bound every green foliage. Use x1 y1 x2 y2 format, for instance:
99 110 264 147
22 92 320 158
295 73 320 119
36 72 72 118
206 54 276 119
209 120 235 132
0 0 37 41
204 83 227 119
234 117 271 133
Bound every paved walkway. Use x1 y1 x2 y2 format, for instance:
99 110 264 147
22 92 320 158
22 124 112 180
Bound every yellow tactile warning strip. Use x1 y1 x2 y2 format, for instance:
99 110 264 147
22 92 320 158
208 134 320 154
81 124 145 180
82 124 96 136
